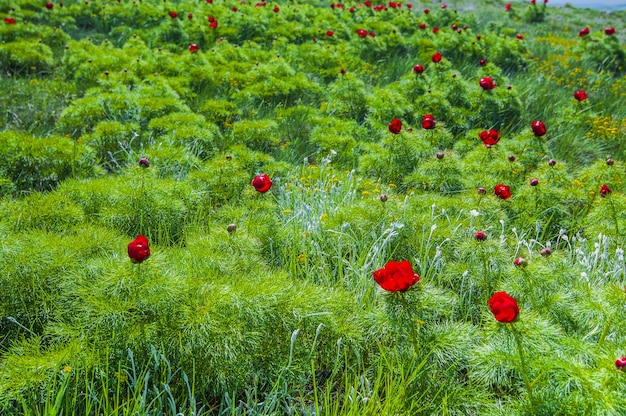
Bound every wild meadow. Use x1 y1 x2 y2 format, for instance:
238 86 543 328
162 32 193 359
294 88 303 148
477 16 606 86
0 0 625 414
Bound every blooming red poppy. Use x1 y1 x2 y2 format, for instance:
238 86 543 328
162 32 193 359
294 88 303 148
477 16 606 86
422 114 436 129
413 64 424 74
424 8 430 14
373 260 420 292
364 1 372 6
579 27 590 37
494 184 511 200
273 6 279 12
388 118 402 134
479 129 500 146
419 23 426 30
441 3 447 8
574 90 588 101
349 7 355 12
531 0 536 4
432 52 442 63
479 77 497 90
45 2 53 9
208 16 215 22
600 184 611 197
616 357 626 370
516 34 524 40
505 3 511 11
531 120 546 137
231 6 238 11
187 13 193 19
189 44 199 53
128 235 151 263
605 27 616 35
451 24 458 31
407 4 412 9
252 173 272 193
488 292 519 323
433 27 440 34
479 59 487 66
169 11 178 18
368 32 376 38
474 231 486 241
326 30 334 37
357 29 367 38
4 17 16 24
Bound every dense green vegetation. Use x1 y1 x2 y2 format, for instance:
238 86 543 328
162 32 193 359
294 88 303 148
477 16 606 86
0 0 625 414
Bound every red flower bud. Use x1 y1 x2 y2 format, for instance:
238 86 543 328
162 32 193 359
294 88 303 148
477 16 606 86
616 357 626 370
432 52 442 63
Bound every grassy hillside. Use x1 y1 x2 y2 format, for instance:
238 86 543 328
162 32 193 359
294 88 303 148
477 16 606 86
0 0 625 414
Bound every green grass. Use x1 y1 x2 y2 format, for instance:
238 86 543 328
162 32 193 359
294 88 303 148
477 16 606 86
1 0 626 414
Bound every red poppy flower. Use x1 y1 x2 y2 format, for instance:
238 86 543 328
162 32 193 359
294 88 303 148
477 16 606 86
210 20 218 29
326 30 334 37
357 29 367 38
45 2 53 9
441 3 447 8
422 114 436 129
479 129 500 146
479 76 497 90
407 3 412 9
433 27 440 34
373 260 420 292
605 27 616 35
231 6 238 11
531 0 536 4
432 52 442 63
516 34 524 40
273 6 279 12
388 118 402 134
413 64 424 74
531 120 546 137
494 184 511 200
574 90 588 101
488 292 519 323
579 27 590 37
505 3 511 11
419 23 426 30
368 32 376 38
189 44 199 53
4 17 16 24
139 157 150 167
364 1 372 6
479 59 487 66
208 16 215 22
616 357 626 370
252 173 272 193
451 24 458 31
169 11 178 18
349 7 355 12
423 8 430 14
187 13 193 19
128 235 151 264
600 184 611 197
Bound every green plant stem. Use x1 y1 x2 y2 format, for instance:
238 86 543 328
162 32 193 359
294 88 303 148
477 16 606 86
607 196 619 240
597 316 611 345
510 325 537 414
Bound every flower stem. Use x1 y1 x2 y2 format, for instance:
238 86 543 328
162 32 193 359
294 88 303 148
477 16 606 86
608 197 620 239
510 325 537 413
